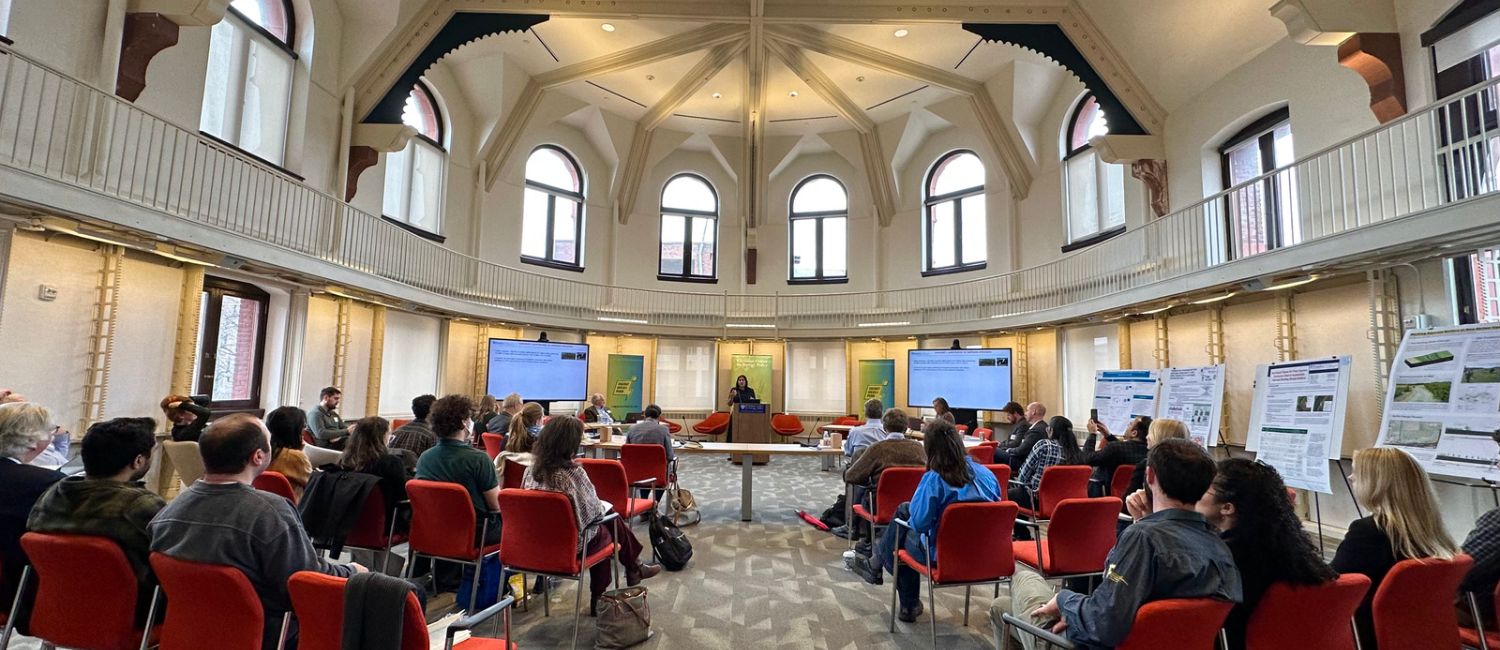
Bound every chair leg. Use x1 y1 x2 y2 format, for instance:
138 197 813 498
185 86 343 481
928 575 937 648
543 577 551 617
1 566 31 648
276 612 291 650
889 555 900 633
572 578 584 650
964 585 971 626
139 587 162 650
467 563 482 616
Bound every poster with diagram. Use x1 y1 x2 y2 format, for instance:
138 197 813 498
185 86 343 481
1158 365 1226 448
1247 357 1353 494
1376 323 1500 481
1092 370 1160 437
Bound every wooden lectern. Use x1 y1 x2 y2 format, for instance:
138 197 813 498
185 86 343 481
730 403 772 464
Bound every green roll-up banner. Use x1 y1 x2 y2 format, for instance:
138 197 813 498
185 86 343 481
729 354 774 404
606 354 644 415
858 359 896 409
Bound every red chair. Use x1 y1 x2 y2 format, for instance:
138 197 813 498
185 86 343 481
890 501 1020 645
501 458 528 491
1245 573 1370 650
580 459 656 522
689 412 730 441
1001 597 1233 650
288 571 515 650
983 464 1012 501
302 429 318 447
150 552 276 650
6 533 160 650
1371 554 1473 650
402 480 502 613
498 488 618 649
852 467 925 545
966 443 996 465
620 443 672 493
832 416 862 426
955 424 970 435
1460 580 1500 650
1109 464 1135 497
974 427 994 441
342 489 408 575
481 433 505 459
772 413 811 442
390 418 412 432
1016 465 1092 523
1014 497 1121 583
661 418 683 434
252 470 297 504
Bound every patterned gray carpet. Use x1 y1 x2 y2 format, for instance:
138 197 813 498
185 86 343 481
505 455 998 649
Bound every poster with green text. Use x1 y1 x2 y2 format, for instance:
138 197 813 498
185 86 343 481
859 359 896 410
730 354 774 404
606 354 644 415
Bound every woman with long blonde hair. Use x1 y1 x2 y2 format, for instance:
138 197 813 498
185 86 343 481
1333 447 1458 649
504 402 545 454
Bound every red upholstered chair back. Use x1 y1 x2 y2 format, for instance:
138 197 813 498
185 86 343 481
405 479 479 560
974 427 994 441
343 488 393 549
579 459 630 514
1116 598 1234 650
149 552 264 650
694 411 731 434
870 467 926 524
287 571 430 650
20 533 147 650
252 470 297 504
390 418 412 432
302 430 318 447
481 433 505 459
502 458 528 490
1037 465 1092 517
1245 573 1370 650
966 445 994 465
771 413 805 435
932 501 1018 583
498 488 585 575
984 464 1012 501
620 443 669 487
1372 554 1472 650
1042 497 1121 575
955 424 970 435
662 419 683 434
832 416 861 426
1109 464 1135 497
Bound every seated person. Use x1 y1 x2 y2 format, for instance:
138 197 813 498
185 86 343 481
390 394 438 459
625 404 675 463
994 402 1048 467
415 395 500 592
1463 505 1500 629
842 398 888 458
580 393 616 424
1012 416 1083 540
264 406 314 499
149 414 364 650
1117 418 1190 521
1333 447 1459 649
338 416 409 532
494 414 537 486
841 407 925 552
506 401 545 449
852 419 1000 623
161 394 212 442
1198 458 1335 650
522 416 660 613
487 393 521 435
1081 415 1150 497
1001 439 1240 649
307 386 350 450
28 417 167 625
989 402 1028 448
0 403 66 610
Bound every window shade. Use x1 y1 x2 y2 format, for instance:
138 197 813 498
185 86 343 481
1061 324 1119 423
655 339 716 411
786 341 847 413
379 311 441 416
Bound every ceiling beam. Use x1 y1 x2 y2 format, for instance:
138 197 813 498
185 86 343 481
533 23 745 90
760 0 1068 23
742 4 768 230
449 0 752 21
480 79 543 189
1052 5 1165 133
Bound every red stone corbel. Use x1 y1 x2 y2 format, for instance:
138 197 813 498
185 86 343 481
116 13 180 102
1130 159 1169 218
345 146 379 202
1337 33 1407 124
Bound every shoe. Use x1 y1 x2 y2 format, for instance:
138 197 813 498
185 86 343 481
626 562 662 586
851 554 883 585
898 602 924 623
855 540 873 557
830 525 851 539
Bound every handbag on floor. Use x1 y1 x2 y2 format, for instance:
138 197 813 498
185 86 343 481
595 586 652 648
666 483 701 526
648 513 694 571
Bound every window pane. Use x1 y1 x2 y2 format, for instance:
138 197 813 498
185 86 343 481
230 0 290 43
931 152 984 196
663 175 716 212
212 295 261 402
382 146 409 219
929 201 955 268
237 37 292 165
1067 152 1099 240
660 215 685 275
960 194 986 264
553 199 579 264
525 148 581 193
200 20 237 138
1101 161 1125 230
403 88 441 142
409 142 445 232
791 176 847 214
790 218 818 278
1069 96 1110 152
690 217 716 276
1226 140 1263 186
823 216 847 278
1272 123 1294 169
521 188 549 258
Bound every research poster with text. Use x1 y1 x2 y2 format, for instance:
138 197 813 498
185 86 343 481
1091 370 1160 437
1376 323 1500 481
1159 365 1226 448
1249 357 1352 494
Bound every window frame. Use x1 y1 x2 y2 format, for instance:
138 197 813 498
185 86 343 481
193 276 270 415
657 172 720 283
1061 94 1126 252
382 80 448 241
787 174 849 284
521 144 587 272
922 150 987 277
1217 107 1293 259
199 5 298 169
227 0 297 55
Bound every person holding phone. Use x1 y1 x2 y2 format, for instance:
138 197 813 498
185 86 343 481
1082 415 1152 498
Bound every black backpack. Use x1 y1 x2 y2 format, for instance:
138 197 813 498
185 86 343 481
818 493 848 529
648 514 693 571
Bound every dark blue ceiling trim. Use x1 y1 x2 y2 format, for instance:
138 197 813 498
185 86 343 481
364 12 549 124
963 23 1148 136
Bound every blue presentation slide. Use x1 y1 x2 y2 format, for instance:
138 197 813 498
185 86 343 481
907 348 1014 410
486 339 590 401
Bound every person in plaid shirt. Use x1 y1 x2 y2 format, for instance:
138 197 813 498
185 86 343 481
390 394 437 458
1013 416 1084 540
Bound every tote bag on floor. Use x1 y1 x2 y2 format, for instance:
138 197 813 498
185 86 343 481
595 586 651 648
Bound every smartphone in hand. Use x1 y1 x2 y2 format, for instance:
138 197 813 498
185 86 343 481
1089 408 1099 423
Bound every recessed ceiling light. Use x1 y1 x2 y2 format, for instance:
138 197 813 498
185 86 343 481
788 90 799 98
711 92 722 99
894 28 909 38
646 74 655 81
856 76 865 82
601 23 616 32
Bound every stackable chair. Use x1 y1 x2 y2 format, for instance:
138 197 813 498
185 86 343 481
1013 465 1091 527
1371 554 1473 650
983 464 1012 501
1 533 161 650
1014 497 1121 588
772 413 812 442
501 458 528 491
481 433 505 460
580 458 657 524
619 443 673 499
688 412 730 441
1244 573 1369 650
252 470 298 504
852 467 925 552
889 501 1020 646
955 424 970 435
498 489 619 649
150 553 279 650
288 571 516 650
966 443 996 465
973 427 994 441
1001 597 1233 650
342 489 409 574
1109 464 1135 497
403 480 503 613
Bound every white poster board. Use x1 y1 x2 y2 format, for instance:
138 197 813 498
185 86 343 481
1159 365 1227 448
1248 357 1354 494
1376 323 1500 481
1091 370 1160 436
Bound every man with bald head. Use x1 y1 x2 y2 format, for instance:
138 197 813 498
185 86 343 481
994 402 1049 468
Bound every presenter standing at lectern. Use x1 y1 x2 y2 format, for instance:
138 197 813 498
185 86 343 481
726 375 758 443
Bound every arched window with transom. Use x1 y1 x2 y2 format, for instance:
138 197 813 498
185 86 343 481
788 175 848 282
1063 94 1126 249
659 174 718 281
382 81 447 237
200 0 297 166
923 151 986 275
521 145 586 269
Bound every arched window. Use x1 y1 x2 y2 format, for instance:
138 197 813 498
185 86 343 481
788 175 848 282
1063 94 1125 249
659 174 718 281
521 145 585 269
1219 107 1295 259
923 151 986 275
200 0 297 166
382 82 447 237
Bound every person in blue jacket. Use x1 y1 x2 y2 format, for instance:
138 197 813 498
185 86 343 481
852 418 1000 623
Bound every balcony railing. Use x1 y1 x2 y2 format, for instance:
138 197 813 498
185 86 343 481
0 42 1490 333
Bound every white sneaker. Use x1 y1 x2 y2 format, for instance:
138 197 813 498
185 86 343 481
842 549 856 569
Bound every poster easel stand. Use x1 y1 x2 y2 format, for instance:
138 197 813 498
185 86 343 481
1312 492 1325 553
1335 459 1365 519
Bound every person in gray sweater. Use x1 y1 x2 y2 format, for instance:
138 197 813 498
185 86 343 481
625 404 674 462
149 413 364 650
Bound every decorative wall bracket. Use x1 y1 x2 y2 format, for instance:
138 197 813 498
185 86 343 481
1131 160 1170 219
1337 33 1407 124
345 124 417 201
116 14 179 102
1091 134 1169 217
